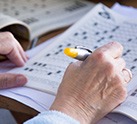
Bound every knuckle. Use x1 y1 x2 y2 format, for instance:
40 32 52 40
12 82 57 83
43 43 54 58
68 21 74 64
4 31 14 38
2 32 14 41
120 87 127 98
0 32 17 54
111 80 127 102
114 85 127 102
113 75 127 97
105 61 115 74
0 32 15 45
92 50 107 62
3 32 15 44
113 74 124 85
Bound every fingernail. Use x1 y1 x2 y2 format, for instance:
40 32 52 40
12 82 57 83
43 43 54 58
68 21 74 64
16 75 27 86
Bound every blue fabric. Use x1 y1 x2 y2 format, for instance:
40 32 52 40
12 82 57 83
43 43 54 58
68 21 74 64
24 110 80 124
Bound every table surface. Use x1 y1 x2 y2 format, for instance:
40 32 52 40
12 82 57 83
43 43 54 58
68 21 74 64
1 0 137 123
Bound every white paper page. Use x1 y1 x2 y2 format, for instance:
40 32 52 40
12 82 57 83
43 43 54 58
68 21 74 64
9 87 55 111
0 0 95 40
0 89 48 112
112 3 137 18
97 113 136 124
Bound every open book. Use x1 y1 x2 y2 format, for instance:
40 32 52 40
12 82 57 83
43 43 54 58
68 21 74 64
9 3 137 122
0 0 95 49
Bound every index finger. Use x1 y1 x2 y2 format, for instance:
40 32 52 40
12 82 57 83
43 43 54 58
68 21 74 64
96 42 123 59
0 32 26 66
7 47 25 66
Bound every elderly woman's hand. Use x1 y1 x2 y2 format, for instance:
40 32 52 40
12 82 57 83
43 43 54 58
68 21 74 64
50 42 132 124
0 32 28 89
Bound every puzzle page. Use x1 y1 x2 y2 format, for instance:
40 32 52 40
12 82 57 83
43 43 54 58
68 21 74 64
9 3 137 96
113 74 137 122
0 0 95 40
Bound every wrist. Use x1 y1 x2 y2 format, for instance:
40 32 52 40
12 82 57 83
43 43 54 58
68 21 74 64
50 95 97 124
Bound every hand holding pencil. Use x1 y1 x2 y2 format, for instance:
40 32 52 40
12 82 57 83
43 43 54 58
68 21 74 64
52 42 132 124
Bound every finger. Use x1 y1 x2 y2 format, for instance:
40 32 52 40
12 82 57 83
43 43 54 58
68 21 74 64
0 32 25 66
16 40 28 62
0 73 27 89
7 47 25 66
115 58 126 71
96 42 123 59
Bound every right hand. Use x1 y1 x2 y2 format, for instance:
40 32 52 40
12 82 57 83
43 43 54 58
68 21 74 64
50 42 132 124
0 32 28 89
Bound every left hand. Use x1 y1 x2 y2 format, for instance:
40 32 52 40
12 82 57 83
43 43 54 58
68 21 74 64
0 32 28 89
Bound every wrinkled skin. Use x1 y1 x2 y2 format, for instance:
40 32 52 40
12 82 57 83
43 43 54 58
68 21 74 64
50 42 132 124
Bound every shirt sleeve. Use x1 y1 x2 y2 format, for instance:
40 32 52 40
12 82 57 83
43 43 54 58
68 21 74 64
24 110 80 124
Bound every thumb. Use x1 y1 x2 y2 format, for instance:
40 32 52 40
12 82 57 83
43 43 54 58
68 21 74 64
0 73 27 89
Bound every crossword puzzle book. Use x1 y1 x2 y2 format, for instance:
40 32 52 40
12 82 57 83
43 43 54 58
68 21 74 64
9 3 137 122
0 0 94 49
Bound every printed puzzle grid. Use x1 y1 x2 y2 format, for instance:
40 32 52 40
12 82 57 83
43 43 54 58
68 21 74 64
10 4 137 94
0 0 89 24
0 0 70 17
131 89 137 97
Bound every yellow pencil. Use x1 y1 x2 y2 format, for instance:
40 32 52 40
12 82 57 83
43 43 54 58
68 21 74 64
64 46 92 61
